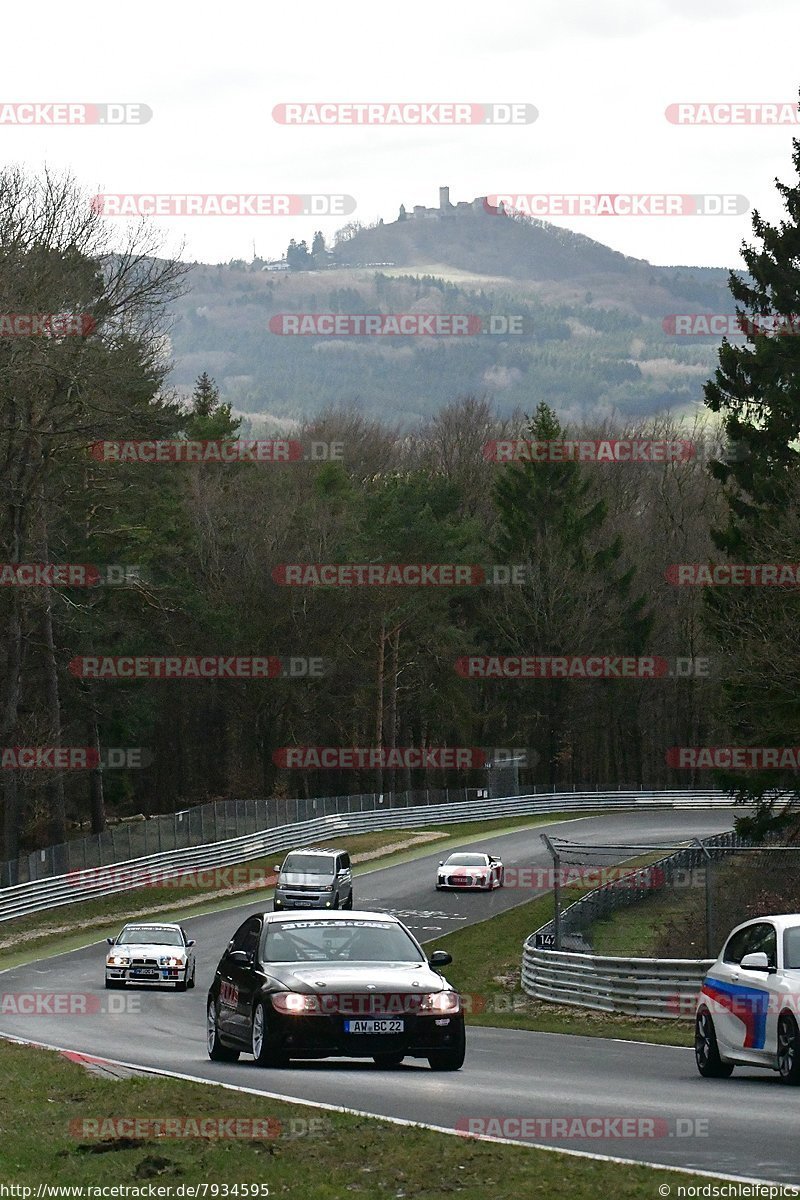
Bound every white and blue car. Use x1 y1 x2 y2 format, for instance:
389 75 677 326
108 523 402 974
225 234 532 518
695 913 800 1083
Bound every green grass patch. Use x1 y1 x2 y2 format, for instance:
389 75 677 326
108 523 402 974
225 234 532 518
0 1039 718 1196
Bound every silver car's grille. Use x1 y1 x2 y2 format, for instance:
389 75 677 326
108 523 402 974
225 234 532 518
130 957 159 967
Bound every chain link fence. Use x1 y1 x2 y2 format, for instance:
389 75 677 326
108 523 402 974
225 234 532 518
535 831 800 957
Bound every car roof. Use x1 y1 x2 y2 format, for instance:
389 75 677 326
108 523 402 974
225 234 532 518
121 922 183 931
282 847 343 857
261 909 399 924
726 914 800 936
445 850 490 858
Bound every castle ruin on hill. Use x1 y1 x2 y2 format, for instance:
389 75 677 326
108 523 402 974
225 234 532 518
398 186 505 221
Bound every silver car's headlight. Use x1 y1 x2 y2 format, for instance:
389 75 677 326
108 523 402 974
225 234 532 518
159 955 185 967
107 955 130 967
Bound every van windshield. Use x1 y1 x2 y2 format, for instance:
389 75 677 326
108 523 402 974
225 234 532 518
282 855 335 876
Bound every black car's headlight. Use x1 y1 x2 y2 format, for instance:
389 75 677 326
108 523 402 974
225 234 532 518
271 992 322 1015
418 992 461 1015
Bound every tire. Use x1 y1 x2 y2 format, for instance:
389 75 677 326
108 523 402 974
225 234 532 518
187 961 196 990
343 893 354 910
207 999 240 1062
175 972 188 992
427 1024 466 1072
373 1053 404 1067
251 999 289 1067
332 895 340 909
695 1008 733 1078
104 978 124 990
777 1013 800 1084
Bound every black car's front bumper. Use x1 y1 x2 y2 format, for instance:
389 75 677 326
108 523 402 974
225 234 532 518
263 1009 465 1059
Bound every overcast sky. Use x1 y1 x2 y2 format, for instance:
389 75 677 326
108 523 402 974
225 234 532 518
5 0 800 270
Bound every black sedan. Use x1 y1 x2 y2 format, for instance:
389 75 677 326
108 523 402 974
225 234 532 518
206 910 465 1071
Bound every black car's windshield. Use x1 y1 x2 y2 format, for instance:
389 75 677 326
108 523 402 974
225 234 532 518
282 855 334 876
117 927 183 946
263 920 423 963
783 927 800 969
445 854 487 866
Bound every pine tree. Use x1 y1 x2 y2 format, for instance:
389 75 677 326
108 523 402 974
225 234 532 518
185 373 240 439
703 122 800 826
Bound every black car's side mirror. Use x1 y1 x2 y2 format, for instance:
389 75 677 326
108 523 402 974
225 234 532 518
428 950 452 968
106 937 115 946
228 950 250 965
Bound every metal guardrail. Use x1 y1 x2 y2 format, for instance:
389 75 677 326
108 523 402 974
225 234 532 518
521 829 760 1017
521 945 712 1019
0 789 729 924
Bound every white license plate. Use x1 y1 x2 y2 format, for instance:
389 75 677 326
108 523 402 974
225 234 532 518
343 1019 404 1034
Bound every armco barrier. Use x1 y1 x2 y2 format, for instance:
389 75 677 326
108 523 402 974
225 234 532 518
0 789 728 924
521 944 712 1018
520 829 764 1018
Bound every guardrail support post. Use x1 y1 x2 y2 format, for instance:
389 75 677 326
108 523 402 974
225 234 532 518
541 834 561 950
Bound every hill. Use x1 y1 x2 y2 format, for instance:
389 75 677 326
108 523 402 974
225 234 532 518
166 199 738 428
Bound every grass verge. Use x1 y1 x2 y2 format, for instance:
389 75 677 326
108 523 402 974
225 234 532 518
0 1039 718 1196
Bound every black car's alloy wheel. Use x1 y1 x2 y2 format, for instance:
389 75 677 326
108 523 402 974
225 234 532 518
777 1013 800 1084
251 1000 289 1067
207 999 240 1062
694 1008 733 1078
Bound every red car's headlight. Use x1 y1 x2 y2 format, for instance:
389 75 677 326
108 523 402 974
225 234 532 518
418 991 461 1015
